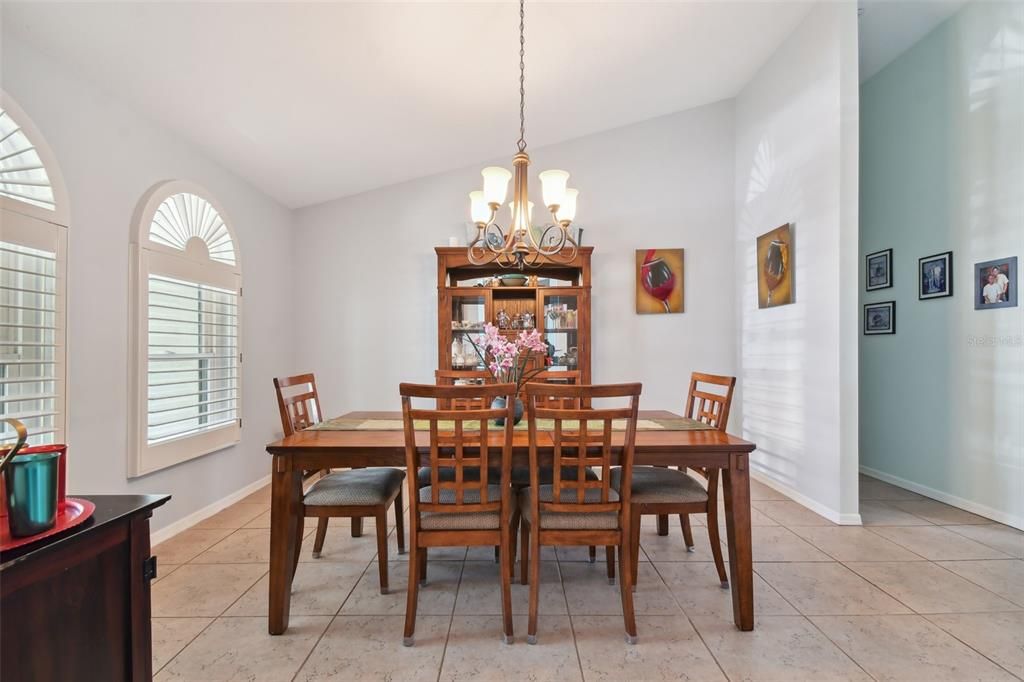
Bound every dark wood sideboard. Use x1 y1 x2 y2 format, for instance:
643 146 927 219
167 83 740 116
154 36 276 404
1 494 170 681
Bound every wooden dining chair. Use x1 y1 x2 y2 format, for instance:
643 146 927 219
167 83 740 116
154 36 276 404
400 382 517 646
519 382 642 645
612 372 735 589
273 374 406 592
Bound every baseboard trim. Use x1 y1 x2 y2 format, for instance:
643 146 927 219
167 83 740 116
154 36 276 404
749 469 862 525
150 474 272 546
859 465 1024 531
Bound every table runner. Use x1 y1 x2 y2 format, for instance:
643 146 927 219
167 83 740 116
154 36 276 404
311 416 714 432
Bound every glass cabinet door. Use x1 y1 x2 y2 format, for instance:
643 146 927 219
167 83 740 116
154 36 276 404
449 292 487 370
540 290 580 372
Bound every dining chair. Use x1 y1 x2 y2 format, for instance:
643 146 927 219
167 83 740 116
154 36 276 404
400 382 517 646
519 382 642 645
273 373 406 592
611 372 735 589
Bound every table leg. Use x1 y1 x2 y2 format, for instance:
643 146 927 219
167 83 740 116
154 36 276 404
269 458 300 635
722 453 754 631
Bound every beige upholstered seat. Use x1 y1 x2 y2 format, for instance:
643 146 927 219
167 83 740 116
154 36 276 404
304 468 405 506
418 484 515 530
610 466 708 504
520 485 620 530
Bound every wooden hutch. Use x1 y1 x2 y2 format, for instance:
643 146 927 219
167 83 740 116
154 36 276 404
436 246 593 386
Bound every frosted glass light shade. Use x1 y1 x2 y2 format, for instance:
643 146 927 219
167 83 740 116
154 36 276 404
556 189 578 222
508 200 534 223
469 191 490 224
481 166 512 205
538 170 569 208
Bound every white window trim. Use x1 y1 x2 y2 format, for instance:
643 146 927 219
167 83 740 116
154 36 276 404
0 92 70 228
129 180 242 477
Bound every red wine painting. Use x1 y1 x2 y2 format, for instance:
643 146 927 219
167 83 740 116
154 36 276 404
636 249 684 314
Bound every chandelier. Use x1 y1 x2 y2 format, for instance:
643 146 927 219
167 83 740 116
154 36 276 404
466 0 579 270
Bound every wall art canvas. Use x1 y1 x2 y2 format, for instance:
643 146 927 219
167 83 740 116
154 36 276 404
756 223 793 308
866 248 892 291
974 256 1017 310
636 248 684 314
864 301 895 335
919 251 953 299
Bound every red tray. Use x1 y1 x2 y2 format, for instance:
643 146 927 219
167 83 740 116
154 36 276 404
0 497 96 552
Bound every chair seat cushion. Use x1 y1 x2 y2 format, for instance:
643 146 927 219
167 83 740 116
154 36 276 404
416 466 502 488
511 466 599 486
520 485 619 530
610 466 708 504
418 484 515 530
303 468 405 506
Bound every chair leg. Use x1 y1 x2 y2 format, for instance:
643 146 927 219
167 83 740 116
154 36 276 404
494 545 500 563
630 509 642 589
419 547 427 586
394 489 406 555
680 513 695 551
403 543 420 646
499 524 514 644
706 507 729 588
519 518 530 585
588 545 596 563
527 522 541 644
292 514 305 576
618 530 638 644
605 546 615 584
375 513 390 594
312 517 329 558
509 509 520 579
656 514 669 536
351 516 363 538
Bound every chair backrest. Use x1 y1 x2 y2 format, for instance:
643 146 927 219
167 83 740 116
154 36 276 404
434 369 494 410
273 373 323 437
400 382 517 525
685 372 736 432
525 382 642 518
526 370 581 409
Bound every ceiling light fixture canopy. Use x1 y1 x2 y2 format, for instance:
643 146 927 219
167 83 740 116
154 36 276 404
466 0 580 269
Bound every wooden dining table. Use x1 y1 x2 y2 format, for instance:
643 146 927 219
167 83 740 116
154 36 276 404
265 409 757 635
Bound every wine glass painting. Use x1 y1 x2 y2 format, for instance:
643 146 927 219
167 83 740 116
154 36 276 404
756 224 794 308
636 249 683 314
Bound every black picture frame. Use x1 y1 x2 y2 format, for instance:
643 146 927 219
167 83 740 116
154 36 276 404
863 301 895 335
974 256 1018 310
865 248 892 291
919 251 953 300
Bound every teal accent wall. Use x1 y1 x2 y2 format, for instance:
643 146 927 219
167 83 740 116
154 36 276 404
859 2 1024 526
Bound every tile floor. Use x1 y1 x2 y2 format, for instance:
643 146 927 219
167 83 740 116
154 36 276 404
151 475 1024 681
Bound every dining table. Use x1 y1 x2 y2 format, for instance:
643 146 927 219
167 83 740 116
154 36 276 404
264 409 757 635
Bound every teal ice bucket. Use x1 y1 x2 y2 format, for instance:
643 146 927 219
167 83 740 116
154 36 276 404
4 451 61 537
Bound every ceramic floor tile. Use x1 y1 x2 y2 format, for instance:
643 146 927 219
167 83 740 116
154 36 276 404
751 526 832 562
639 524 727 563
887 499 993 525
749 479 791 501
555 544 610 562
192 503 268 530
341 560 461 616
152 563 268 617
789 526 925 562
192 528 273 564
859 500 934 526
927 612 1024 678
560 561 681 616
439 615 582 681
391 539 465 562
936 560 1024 607
295 614 448 681
869 526 1011 561
153 528 234 564
225 560 367 616
297 526 389 563
156 615 330 682
755 562 911 616
238 485 272 505
753 500 835 526
692 615 871 681
572 615 726 681
466 542 555 562
243 509 320 531
655 561 798 619
152 563 182 584
846 561 1021 614
946 524 1024 559
151 617 212 673
811 614 1018 682
858 478 925 501
455 559 567 615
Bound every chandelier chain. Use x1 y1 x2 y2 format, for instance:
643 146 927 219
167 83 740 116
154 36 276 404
517 0 526 153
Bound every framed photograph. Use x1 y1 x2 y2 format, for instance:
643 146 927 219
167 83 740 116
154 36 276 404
865 248 892 291
756 223 794 308
919 251 953 299
864 301 895 335
636 248 684 314
974 256 1017 310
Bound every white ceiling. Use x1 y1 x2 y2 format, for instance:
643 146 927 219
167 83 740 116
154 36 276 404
3 1 815 209
857 0 967 82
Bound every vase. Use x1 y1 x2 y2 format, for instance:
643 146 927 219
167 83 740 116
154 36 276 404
491 397 524 426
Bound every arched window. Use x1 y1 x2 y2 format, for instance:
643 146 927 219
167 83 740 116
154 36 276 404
130 181 241 476
0 93 68 447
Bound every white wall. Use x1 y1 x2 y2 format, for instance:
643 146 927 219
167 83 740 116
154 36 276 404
294 102 737 414
1 35 297 531
733 2 861 523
